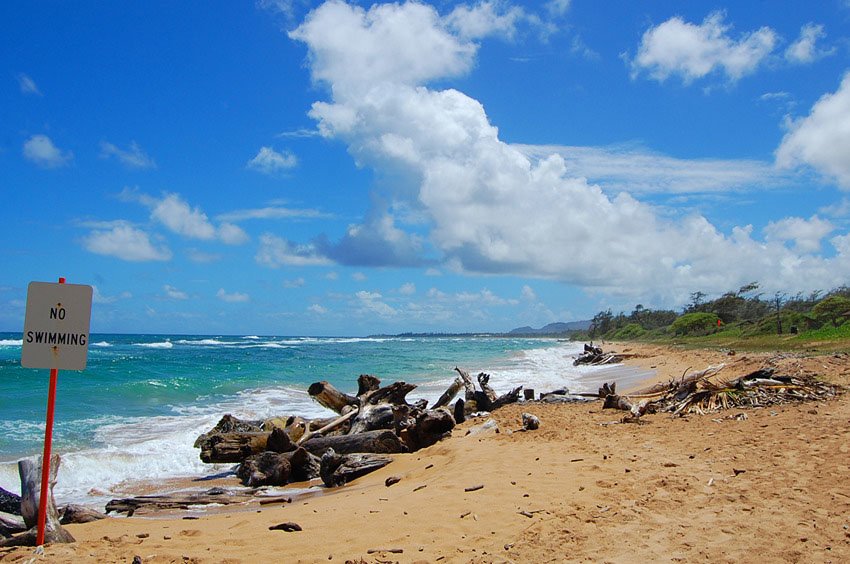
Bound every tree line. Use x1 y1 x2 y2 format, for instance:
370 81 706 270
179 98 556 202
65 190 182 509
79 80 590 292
586 283 850 339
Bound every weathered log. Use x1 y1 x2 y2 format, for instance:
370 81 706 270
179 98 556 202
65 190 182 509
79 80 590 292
301 429 405 456
105 487 258 516
432 377 464 410
362 381 417 406
0 511 26 537
411 409 455 450
267 427 297 453
0 488 20 517
237 451 292 487
348 404 395 435
491 386 523 410
307 381 359 414
477 373 498 405
297 409 358 445
197 432 270 463
236 447 321 487
454 367 477 401
17 455 74 544
453 399 466 424
193 414 262 448
59 504 107 524
357 374 381 396
319 448 393 487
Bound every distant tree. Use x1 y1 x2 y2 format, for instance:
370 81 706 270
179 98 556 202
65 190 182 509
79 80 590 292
687 291 706 312
812 295 850 327
772 292 786 334
589 309 614 338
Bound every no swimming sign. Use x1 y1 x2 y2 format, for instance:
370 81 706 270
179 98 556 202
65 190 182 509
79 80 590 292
22 280 93 371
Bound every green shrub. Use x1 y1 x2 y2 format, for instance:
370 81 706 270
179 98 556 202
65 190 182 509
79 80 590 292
612 323 646 340
670 312 720 336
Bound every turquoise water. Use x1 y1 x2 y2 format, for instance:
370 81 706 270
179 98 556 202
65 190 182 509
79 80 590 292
0 333 588 504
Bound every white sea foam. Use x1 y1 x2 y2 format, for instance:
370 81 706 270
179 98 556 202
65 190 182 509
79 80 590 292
175 338 241 346
242 335 261 340
134 341 173 349
0 339 22 347
91 341 111 347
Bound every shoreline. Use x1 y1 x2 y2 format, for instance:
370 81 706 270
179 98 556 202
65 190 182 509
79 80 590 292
2 342 848 562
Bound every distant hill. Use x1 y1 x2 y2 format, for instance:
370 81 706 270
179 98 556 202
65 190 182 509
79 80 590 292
508 320 591 335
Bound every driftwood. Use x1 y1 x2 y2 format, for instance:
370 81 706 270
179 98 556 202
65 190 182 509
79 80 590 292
319 448 393 487
600 366 843 420
59 504 107 524
574 344 622 366
432 377 463 410
301 429 405 456
198 431 271 463
236 447 321 487
105 487 258 516
1 511 26 538
307 381 359 414
0 456 75 547
0 487 21 516
453 367 522 413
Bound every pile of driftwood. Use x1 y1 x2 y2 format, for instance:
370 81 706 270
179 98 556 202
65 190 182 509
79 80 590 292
600 364 843 421
573 343 623 366
106 369 523 515
0 456 105 547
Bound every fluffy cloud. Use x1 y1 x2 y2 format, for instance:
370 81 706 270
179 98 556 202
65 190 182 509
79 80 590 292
776 72 850 188
289 1 850 303
81 222 172 262
126 191 249 245
763 215 833 254
100 141 157 169
785 23 833 64
217 288 250 303
631 11 777 83
256 233 332 267
247 147 298 174
444 1 525 40
355 290 397 316
23 134 73 168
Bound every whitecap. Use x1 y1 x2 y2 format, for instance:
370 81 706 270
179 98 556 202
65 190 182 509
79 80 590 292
133 341 173 349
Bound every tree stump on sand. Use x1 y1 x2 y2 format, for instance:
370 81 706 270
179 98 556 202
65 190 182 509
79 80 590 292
0 455 75 546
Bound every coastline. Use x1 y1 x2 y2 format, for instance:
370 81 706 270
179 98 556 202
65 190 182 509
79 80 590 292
2 342 848 562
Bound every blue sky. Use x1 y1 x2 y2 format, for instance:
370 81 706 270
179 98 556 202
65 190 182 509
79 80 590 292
3 0 850 336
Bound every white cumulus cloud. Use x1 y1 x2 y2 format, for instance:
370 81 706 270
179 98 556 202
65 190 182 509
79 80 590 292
785 23 833 64
256 233 332 267
81 222 172 262
23 134 73 168
776 72 850 189
631 11 777 84
247 146 298 174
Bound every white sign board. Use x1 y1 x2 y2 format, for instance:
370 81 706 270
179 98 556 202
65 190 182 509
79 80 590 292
22 281 93 371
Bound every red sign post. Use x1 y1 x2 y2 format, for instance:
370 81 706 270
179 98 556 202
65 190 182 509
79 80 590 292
21 277 92 546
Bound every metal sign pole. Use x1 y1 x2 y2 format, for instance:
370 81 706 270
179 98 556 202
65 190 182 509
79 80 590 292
36 276 64 547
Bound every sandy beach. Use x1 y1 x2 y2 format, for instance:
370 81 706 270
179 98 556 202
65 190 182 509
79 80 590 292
2 342 849 563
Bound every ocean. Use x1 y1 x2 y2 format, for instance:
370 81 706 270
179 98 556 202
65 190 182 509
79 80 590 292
0 333 612 507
